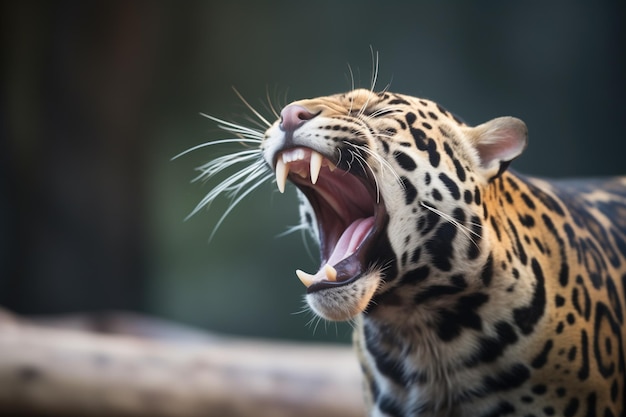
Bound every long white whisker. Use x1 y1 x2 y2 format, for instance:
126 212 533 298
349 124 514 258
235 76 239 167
356 90 372 120
193 150 262 182
348 63 356 92
275 223 309 238
242 114 270 131
336 148 344 169
189 160 268 216
349 141 402 187
232 87 272 128
346 63 356 115
172 138 262 160
380 76 393 95
213 160 268 196
369 46 379 93
350 149 382 203
199 113 265 139
208 172 274 240
363 106 402 120
353 47 380 121
265 85 280 119
193 157 266 200
179 91 279 240
290 305 311 316
280 87 290 110
420 201 483 249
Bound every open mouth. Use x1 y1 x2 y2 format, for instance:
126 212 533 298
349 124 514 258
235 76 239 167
273 147 388 293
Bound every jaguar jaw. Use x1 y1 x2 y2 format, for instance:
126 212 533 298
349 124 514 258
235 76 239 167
274 147 387 293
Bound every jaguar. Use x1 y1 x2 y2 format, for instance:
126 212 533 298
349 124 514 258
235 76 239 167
188 87 626 416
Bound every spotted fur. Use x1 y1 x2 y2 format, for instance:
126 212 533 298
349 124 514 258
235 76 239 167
206 88 626 416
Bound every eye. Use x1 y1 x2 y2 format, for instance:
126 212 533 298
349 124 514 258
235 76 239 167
382 127 397 136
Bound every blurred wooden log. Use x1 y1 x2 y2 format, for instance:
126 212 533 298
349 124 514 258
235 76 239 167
0 309 364 417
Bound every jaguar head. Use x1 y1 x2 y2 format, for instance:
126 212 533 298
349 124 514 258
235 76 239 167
261 89 527 321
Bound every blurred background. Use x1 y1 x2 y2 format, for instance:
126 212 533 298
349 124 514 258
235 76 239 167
0 1 624 344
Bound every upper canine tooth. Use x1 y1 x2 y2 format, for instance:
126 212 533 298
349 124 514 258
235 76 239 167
275 158 289 193
310 151 323 184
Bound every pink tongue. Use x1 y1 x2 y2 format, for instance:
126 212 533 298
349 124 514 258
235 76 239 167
326 217 375 266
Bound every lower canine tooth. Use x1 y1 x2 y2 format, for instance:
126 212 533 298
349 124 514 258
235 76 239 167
296 269 315 288
324 264 337 282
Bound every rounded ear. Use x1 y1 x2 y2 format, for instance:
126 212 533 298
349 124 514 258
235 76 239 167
463 116 528 180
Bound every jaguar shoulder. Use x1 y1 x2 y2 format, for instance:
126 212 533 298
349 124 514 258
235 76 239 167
206 88 626 416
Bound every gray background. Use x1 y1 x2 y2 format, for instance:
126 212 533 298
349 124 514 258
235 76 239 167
1 1 624 343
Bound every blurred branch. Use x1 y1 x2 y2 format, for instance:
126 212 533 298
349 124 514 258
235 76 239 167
0 309 364 417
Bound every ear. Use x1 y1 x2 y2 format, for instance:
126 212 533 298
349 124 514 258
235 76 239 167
463 116 528 180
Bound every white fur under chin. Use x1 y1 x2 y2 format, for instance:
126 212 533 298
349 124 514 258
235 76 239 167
306 270 382 321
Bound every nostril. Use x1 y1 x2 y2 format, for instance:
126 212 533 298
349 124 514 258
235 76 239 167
280 104 316 132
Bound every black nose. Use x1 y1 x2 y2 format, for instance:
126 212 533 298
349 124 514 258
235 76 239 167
279 104 316 132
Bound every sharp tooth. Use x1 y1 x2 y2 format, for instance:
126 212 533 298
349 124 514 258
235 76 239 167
296 269 315 287
275 158 289 193
321 157 336 171
310 151 323 184
324 264 337 282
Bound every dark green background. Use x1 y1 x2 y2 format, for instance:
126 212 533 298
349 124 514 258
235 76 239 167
1 1 624 343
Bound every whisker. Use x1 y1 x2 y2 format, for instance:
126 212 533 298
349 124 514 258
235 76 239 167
290 305 312 316
349 141 402 187
346 316 358 331
368 46 379 93
349 149 382 203
420 201 483 249
380 76 393 95
232 87 272 128
172 138 262 160
276 221 320 265
346 63 356 115
265 85 281 120
355 49 379 121
336 148 344 170
193 150 262 182
208 172 274 240
356 89 373 120
363 106 402 119
310 315 323 336
279 87 290 111
179 90 278 240
242 114 270 131
190 160 268 215
276 223 309 238
199 113 265 139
